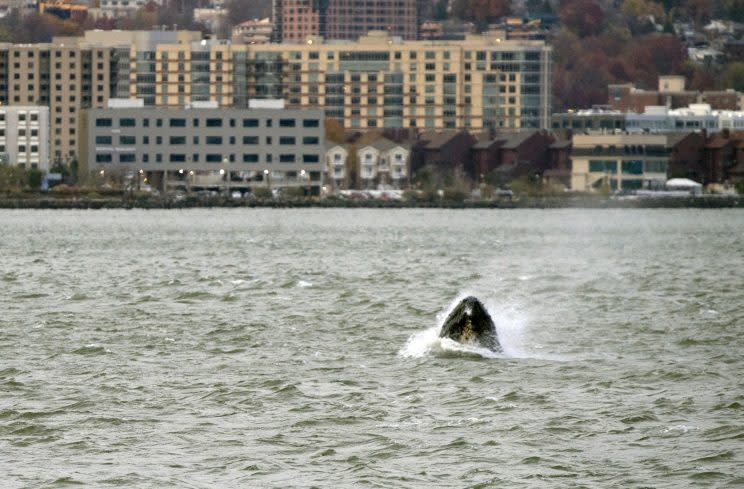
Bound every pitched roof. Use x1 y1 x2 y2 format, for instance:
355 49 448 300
706 137 731 149
665 132 693 147
370 137 408 152
550 139 572 149
325 141 346 151
419 130 461 149
472 138 501 150
502 131 537 149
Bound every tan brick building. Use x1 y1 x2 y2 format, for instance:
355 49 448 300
0 29 552 165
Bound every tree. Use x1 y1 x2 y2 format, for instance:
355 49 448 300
224 0 271 28
726 0 744 23
558 0 605 38
26 168 43 190
450 0 511 23
0 166 26 192
325 118 345 144
721 62 744 92
346 144 358 189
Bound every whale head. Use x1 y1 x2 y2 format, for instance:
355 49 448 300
439 296 501 352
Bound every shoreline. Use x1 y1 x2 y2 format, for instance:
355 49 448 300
0 195 742 209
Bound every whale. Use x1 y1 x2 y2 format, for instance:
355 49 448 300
439 296 501 352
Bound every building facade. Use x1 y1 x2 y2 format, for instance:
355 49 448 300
82 105 325 191
0 106 50 171
608 75 744 112
356 138 409 187
553 104 744 135
273 0 416 42
0 30 202 165
0 29 551 170
570 134 671 192
136 30 551 131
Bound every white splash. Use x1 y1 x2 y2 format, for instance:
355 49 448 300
297 280 313 288
398 293 536 360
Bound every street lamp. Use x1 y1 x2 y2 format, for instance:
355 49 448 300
300 169 307 196
264 169 270 190
222 156 230 194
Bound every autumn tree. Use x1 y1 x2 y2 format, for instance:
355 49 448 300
450 0 511 23
325 118 346 144
224 0 271 28
721 62 744 91
558 0 604 38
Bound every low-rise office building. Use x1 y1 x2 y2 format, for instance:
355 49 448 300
0 106 50 171
82 103 325 193
571 134 673 192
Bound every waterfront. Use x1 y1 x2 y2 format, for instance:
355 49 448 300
1 209 743 487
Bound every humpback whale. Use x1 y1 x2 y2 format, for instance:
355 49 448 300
439 296 501 352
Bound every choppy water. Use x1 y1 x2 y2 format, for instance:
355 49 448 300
1 209 743 487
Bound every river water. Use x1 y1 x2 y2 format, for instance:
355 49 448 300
1 209 742 487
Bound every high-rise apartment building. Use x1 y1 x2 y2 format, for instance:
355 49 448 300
0 30 201 164
252 31 551 131
325 0 417 41
0 29 551 167
272 0 417 42
149 31 551 132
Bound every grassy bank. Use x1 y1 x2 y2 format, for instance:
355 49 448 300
0 193 742 209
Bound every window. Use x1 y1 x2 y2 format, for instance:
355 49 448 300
279 119 296 127
302 119 320 128
95 135 111 144
206 154 222 162
120 136 136 145
242 154 258 163
279 154 295 163
621 160 643 174
302 136 319 145
303 154 319 163
95 118 112 127
243 136 259 144
169 154 186 162
119 154 135 163
169 118 186 127
206 136 223 145
96 153 112 162
279 136 295 145
589 160 617 173
206 118 222 127
243 118 259 127
170 136 186 145
120 118 135 127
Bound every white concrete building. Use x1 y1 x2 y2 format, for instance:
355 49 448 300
0 106 50 172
